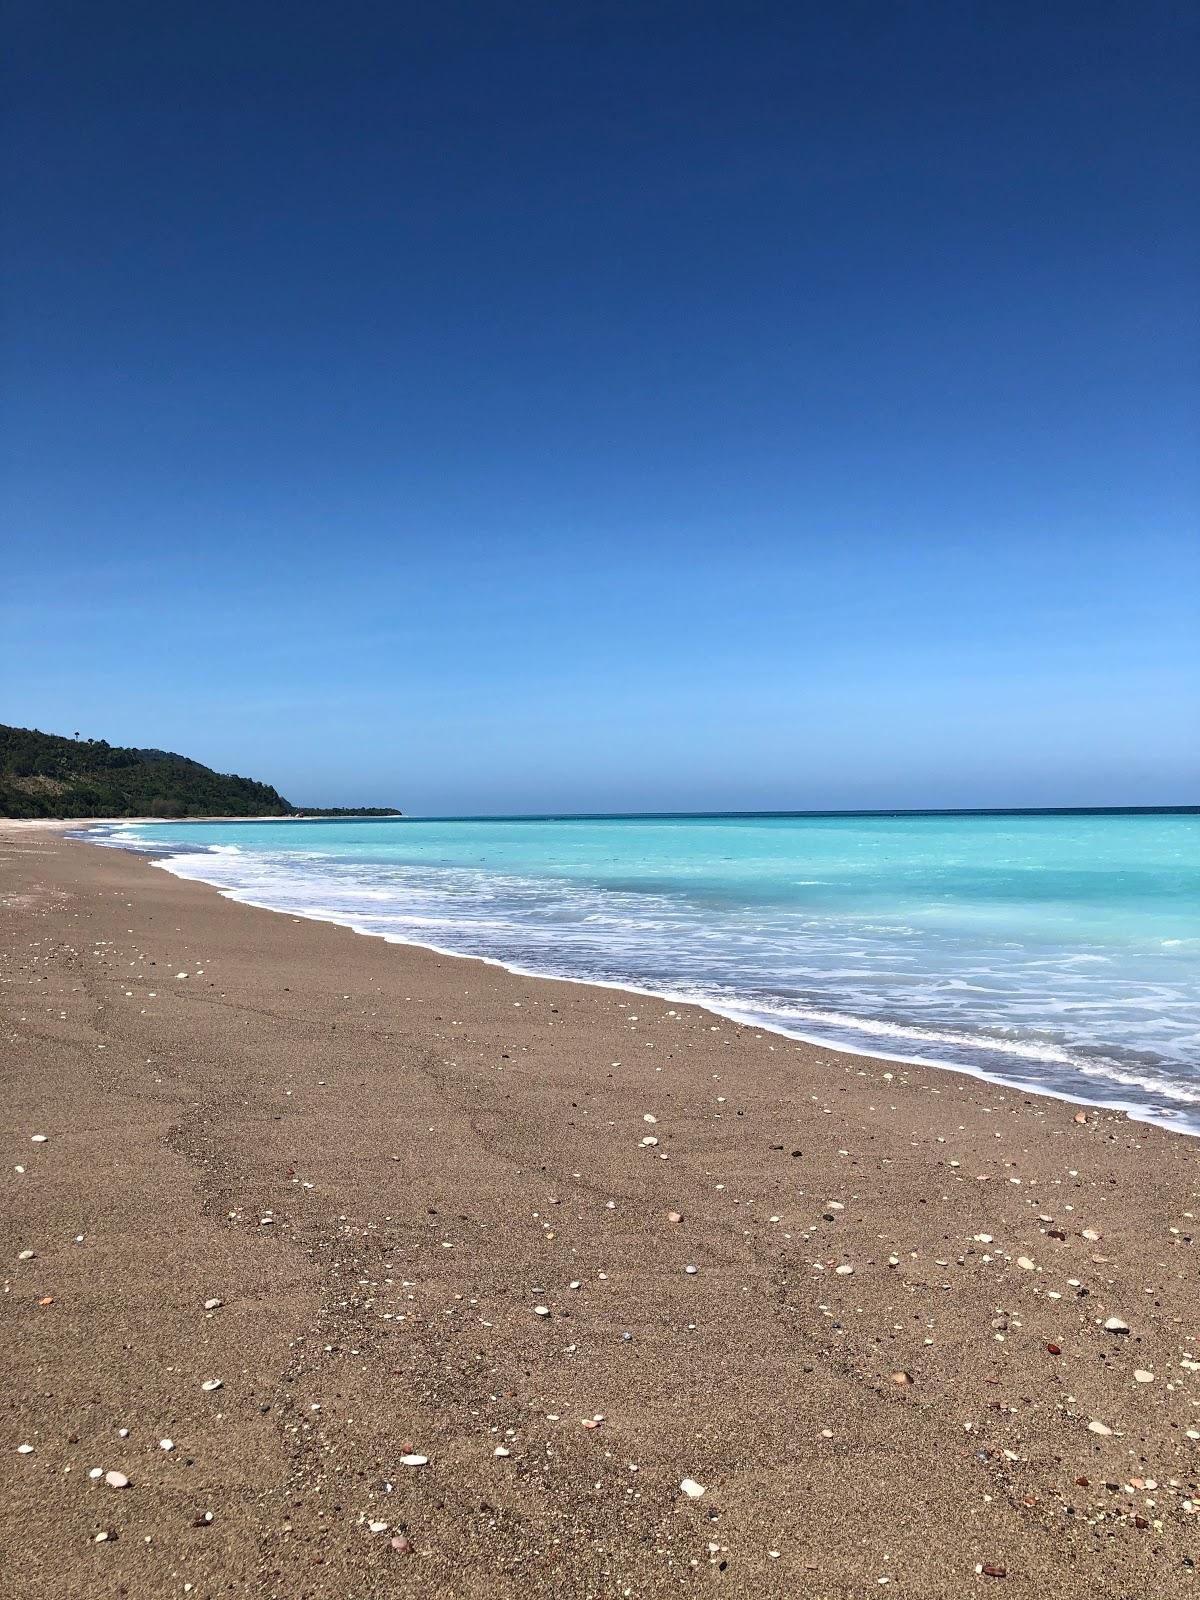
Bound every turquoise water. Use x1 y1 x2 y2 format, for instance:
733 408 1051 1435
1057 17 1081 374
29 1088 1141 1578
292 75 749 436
92 812 1200 1132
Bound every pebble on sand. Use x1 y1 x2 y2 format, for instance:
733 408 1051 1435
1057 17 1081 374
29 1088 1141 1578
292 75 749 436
534 1304 551 1316
201 1379 223 1392
16 1444 33 1455
104 1471 130 1489
835 1264 854 1275
667 1212 683 1224
685 1265 699 1275
1087 1420 1113 1436
203 1298 222 1311
31 1134 48 1144
1134 1370 1155 1384
641 1136 659 1147
160 1439 174 1450
390 1535 414 1554
1103 1317 1130 1334
1016 1257 1035 1271
18 1249 35 1261
400 1453 428 1467
680 1478 706 1499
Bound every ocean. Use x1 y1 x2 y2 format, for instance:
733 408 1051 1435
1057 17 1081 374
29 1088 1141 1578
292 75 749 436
89 810 1200 1133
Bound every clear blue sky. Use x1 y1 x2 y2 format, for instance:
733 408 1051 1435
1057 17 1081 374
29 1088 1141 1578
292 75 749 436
3 1 1197 812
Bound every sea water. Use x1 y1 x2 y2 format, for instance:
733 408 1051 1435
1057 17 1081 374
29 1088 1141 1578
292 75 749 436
91 811 1200 1133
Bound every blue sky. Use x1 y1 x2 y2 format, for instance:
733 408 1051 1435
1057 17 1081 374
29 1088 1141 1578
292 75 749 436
3 1 1197 812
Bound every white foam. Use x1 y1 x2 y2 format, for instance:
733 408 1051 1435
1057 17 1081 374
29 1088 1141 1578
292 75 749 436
94 823 1200 1137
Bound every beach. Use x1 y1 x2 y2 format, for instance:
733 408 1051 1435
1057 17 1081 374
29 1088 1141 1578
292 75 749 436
3 827 1199 1598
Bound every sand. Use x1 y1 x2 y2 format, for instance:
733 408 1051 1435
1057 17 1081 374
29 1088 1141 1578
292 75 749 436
2 828 1198 1598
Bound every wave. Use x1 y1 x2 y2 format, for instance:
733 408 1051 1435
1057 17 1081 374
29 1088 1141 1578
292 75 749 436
81 824 1200 1137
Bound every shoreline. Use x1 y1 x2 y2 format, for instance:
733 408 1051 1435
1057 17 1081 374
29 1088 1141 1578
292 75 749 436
4 830 1200 1597
85 818 1200 1140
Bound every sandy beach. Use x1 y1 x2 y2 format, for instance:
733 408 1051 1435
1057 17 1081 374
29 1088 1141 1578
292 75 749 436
3 827 1198 1599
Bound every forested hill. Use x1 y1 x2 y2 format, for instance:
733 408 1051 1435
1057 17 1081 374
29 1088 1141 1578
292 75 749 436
0 724 293 818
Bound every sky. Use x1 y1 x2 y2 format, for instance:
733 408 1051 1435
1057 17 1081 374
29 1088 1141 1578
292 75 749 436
2 0 1197 813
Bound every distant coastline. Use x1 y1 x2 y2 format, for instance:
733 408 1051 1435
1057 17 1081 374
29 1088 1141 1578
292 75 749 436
0 723 401 820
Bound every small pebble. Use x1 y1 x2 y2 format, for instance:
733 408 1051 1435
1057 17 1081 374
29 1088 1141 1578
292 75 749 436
680 1477 705 1499
534 1305 550 1317
104 1471 130 1489
160 1439 174 1451
1134 1370 1154 1384
400 1453 428 1467
1088 1420 1113 1436
201 1379 223 1392
1016 1257 1035 1271
16 1444 33 1455
1103 1317 1130 1334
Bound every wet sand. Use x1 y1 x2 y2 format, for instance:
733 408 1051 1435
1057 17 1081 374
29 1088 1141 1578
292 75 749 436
3 828 1198 1598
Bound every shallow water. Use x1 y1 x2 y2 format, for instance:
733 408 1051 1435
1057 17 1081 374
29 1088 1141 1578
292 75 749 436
91 811 1200 1133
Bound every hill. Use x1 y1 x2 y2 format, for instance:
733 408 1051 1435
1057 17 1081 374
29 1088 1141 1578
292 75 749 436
0 724 293 819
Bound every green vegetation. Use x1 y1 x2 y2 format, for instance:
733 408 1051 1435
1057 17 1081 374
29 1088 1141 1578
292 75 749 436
0 723 292 819
291 806 404 817
0 724 405 819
